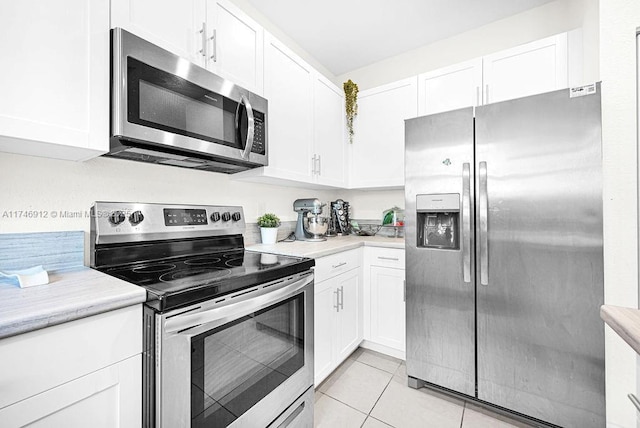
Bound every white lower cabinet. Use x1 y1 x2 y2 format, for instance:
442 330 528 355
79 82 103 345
369 266 406 353
314 249 363 385
363 247 406 359
0 305 142 427
0 355 141 428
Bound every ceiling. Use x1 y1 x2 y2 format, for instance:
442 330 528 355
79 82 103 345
244 0 556 76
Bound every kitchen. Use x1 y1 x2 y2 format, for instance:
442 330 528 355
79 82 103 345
0 0 638 427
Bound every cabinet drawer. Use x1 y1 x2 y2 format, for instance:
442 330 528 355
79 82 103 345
315 248 361 282
367 247 405 269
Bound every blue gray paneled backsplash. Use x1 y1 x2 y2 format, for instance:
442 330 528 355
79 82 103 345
0 231 84 272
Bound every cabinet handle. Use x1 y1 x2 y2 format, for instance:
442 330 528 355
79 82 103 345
317 155 321 176
209 29 217 62
476 86 480 106
377 256 399 261
403 280 406 302
485 84 489 104
198 22 207 59
311 155 317 175
334 289 340 312
332 261 347 269
339 286 344 310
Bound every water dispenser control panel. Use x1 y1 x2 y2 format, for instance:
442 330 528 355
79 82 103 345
416 193 460 250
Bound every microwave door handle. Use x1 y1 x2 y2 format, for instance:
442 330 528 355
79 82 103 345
238 95 255 160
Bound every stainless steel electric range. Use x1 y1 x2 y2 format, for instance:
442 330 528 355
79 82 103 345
90 202 315 428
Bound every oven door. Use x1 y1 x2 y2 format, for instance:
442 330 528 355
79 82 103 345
112 28 267 166
157 272 314 428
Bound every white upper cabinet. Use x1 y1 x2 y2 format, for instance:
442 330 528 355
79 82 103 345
233 32 346 188
418 33 572 116
483 33 568 104
418 58 483 116
112 0 263 93
262 32 314 183
206 0 264 93
313 75 346 187
349 77 418 189
0 0 109 161
111 0 203 64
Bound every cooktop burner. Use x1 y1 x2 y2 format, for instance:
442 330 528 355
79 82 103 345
100 250 313 311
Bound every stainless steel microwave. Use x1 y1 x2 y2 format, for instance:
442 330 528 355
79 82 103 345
108 28 268 173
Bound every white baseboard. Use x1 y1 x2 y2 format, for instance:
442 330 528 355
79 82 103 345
360 340 406 360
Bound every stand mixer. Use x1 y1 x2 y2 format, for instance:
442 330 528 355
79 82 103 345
293 198 328 241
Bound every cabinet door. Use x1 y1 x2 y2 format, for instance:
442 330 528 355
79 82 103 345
0 355 141 428
262 32 314 183
483 33 568 104
336 269 363 362
370 266 406 352
313 74 346 187
0 0 109 161
111 0 204 65
418 58 483 116
206 0 263 94
349 77 417 189
314 280 338 385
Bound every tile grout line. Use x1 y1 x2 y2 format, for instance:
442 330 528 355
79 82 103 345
355 359 402 375
359 368 397 428
321 394 369 422
460 400 467 428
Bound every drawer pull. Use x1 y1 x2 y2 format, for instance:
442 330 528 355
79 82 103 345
377 256 399 261
332 262 347 269
629 394 640 412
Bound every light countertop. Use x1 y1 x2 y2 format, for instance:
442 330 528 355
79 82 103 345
246 235 404 258
601 305 640 355
0 267 146 339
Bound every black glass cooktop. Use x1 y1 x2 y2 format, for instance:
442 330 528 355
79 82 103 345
100 250 314 312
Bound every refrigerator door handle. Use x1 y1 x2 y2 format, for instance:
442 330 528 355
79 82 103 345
462 162 472 283
479 161 489 285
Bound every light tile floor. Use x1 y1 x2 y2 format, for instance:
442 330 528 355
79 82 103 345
314 348 537 428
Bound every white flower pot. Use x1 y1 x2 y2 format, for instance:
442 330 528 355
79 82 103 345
260 227 278 244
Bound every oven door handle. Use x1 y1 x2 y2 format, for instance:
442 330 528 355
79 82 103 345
163 273 313 336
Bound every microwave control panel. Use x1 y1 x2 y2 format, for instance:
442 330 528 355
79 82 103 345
251 111 266 155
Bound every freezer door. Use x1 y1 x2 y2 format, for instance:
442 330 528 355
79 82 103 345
475 86 604 427
405 107 475 396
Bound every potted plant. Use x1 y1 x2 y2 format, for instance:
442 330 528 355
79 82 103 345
257 213 281 244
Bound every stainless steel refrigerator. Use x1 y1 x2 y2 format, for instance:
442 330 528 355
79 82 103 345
405 84 604 427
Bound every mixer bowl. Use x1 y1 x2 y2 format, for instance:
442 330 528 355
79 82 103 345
307 216 329 236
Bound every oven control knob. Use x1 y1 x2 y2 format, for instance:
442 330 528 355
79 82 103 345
129 210 144 225
232 212 242 222
210 212 221 222
108 211 126 226
221 212 231 222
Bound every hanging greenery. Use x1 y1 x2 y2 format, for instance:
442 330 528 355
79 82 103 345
343 79 359 144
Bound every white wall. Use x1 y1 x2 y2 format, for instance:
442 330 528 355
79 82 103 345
336 0 598 90
599 1 640 427
0 153 340 233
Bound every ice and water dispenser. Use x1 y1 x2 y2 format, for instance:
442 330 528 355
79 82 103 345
416 193 459 250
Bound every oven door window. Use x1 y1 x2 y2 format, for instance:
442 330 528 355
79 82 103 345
126 57 241 150
190 294 305 427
